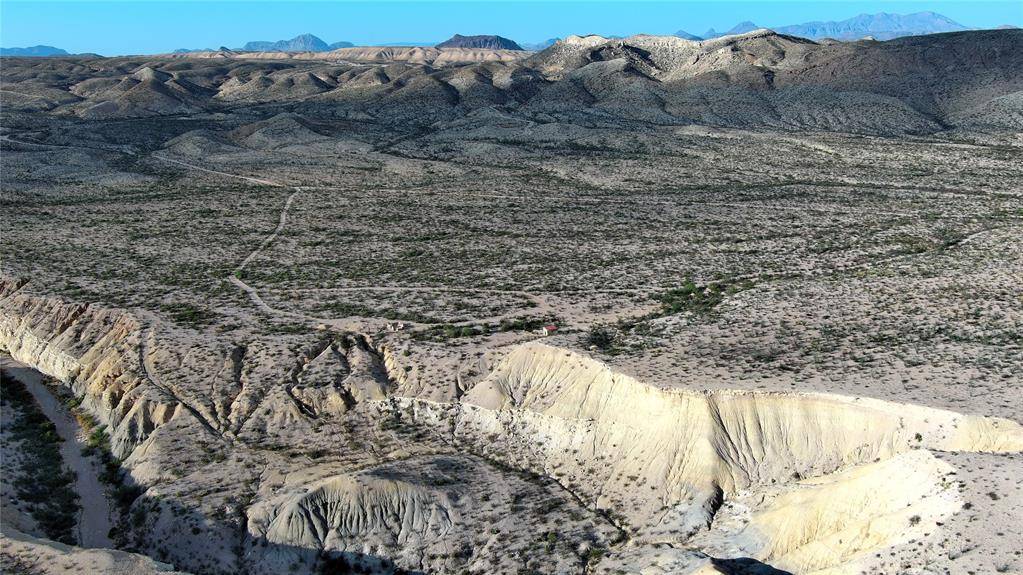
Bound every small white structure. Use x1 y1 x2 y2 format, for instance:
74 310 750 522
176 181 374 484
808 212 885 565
541 324 558 336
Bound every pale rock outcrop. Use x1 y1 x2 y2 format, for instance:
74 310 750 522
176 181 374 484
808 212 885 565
248 473 455 573
0 526 189 574
0 283 236 572
0 286 182 458
691 450 960 574
449 343 1021 548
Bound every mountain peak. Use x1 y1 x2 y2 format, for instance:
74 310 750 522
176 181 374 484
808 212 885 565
0 45 69 57
242 34 331 52
436 34 523 50
703 21 760 39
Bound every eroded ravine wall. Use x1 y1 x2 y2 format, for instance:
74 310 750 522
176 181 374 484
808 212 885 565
423 343 1023 542
5 281 1022 575
0 282 241 573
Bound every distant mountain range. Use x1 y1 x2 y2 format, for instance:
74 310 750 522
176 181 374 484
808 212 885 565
435 34 523 50
3 12 1015 58
774 11 968 40
0 45 68 57
241 34 352 52
679 11 972 41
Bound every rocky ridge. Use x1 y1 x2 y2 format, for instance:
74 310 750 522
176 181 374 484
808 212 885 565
3 29 1020 134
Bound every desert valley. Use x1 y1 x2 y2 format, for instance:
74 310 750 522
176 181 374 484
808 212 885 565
1 20 1022 575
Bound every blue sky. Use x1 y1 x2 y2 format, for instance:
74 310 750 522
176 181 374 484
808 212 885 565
2 0 1020 55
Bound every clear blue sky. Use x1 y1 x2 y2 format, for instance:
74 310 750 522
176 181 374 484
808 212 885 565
2 0 1020 55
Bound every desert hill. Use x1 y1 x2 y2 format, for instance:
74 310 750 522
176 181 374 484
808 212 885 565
327 45 527 65
166 44 528 66
436 33 524 50
2 29 1020 134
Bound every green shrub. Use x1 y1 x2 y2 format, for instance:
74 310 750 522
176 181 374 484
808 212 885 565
583 325 616 350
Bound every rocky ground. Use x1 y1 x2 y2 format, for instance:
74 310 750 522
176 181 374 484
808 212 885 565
1 29 1022 575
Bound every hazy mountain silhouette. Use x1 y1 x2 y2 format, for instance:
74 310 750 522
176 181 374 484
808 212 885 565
241 33 352 52
774 11 968 40
1 45 69 57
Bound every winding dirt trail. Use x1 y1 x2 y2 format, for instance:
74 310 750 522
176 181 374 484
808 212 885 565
152 154 280 187
235 190 300 271
152 154 560 329
1 356 115 549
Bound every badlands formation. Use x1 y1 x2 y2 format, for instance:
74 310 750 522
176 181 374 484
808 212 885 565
2 29 1023 575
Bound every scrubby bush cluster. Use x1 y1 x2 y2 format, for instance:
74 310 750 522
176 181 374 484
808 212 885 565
0 376 80 544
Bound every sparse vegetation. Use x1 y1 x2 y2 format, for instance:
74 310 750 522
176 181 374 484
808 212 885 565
0 375 80 544
653 279 754 317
